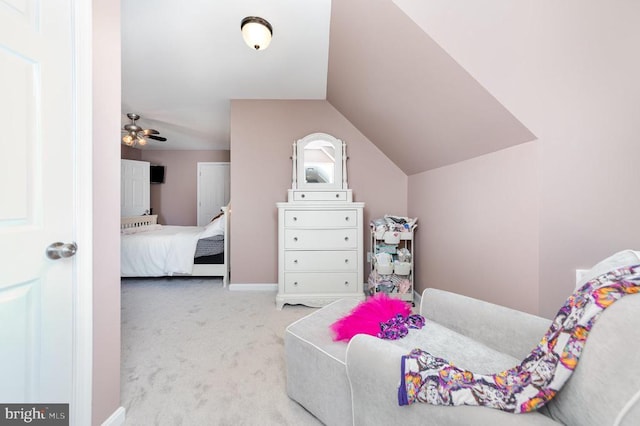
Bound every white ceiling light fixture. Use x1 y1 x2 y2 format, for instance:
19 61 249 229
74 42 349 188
241 16 273 51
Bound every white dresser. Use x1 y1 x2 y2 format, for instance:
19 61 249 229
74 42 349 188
276 202 365 309
276 132 365 309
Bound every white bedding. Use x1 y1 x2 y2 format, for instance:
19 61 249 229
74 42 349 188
121 225 204 277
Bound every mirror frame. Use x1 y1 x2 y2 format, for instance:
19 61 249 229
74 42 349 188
293 133 346 191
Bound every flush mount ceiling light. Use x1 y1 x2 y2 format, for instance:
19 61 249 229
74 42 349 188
241 16 273 51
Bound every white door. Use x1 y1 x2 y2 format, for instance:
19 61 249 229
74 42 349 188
121 159 150 216
197 163 230 226
0 0 86 413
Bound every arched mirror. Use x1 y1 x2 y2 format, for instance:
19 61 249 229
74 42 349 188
302 139 336 185
293 133 346 191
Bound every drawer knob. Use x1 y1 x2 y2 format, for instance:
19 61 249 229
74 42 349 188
294 281 299 286
301 194 306 198
344 281 349 286
335 194 340 198
293 237 298 242
344 259 349 263
294 259 298 264
293 216 298 221
344 236 349 241
345 216 350 221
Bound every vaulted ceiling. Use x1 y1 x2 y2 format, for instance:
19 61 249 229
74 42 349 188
121 0 535 175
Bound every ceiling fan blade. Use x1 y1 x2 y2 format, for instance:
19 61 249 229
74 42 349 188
143 128 160 136
147 135 167 141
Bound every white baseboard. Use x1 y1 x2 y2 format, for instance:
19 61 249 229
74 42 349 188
228 283 278 291
101 406 125 426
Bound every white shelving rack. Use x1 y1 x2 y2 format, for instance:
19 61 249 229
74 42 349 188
367 221 417 304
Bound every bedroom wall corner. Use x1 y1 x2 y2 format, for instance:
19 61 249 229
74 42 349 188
408 142 540 315
229 99 407 286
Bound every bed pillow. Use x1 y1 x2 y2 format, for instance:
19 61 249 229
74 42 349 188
200 214 225 238
121 224 162 235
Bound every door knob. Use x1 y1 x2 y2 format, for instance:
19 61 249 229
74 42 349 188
46 242 78 260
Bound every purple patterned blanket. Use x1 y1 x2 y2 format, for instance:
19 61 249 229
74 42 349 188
398 265 640 413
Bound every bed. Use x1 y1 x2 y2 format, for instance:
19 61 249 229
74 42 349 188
120 206 230 286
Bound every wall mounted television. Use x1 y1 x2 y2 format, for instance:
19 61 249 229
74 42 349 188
150 165 165 184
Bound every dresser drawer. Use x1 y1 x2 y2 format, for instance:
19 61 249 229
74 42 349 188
284 210 357 228
284 229 357 249
284 250 357 271
284 272 359 294
292 191 348 202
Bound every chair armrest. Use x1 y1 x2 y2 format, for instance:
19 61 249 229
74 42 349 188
420 288 551 360
345 334 408 425
345 334 559 425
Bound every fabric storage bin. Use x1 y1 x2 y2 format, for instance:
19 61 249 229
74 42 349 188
376 263 394 275
383 231 400 244
394 261 411 275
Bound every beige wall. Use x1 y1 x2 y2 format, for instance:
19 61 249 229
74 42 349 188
397 0 640 317
139 150 230 225
409 142 539 314
230 100 407 285
92 0 121 423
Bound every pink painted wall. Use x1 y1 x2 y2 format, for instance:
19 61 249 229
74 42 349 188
396 0 640 317
139 150 230 225
92 0 121 423
327 0 535 175
230 100 407 285
120 145 141 161
408 142 539 314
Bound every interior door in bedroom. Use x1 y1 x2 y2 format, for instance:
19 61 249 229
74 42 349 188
0 0 83 411
121 159 150 216
197 162 230 226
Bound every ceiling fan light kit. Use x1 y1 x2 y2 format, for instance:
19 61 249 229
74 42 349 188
121 113 166 147
241 16 272 51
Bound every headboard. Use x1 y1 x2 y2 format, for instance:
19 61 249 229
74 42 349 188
121 214 158 230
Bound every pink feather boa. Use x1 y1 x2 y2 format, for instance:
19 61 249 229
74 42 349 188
330 293 412 342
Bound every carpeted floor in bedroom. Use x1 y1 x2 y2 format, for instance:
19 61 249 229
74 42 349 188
121 277 322 425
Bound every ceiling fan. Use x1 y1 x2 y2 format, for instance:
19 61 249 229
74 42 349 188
121 113 167 147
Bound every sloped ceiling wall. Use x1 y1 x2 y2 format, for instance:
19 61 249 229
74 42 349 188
390 0 640 317
327 0 536 175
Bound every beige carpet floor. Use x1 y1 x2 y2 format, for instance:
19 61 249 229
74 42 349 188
121 277 323 425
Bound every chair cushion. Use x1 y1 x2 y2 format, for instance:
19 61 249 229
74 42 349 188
284 298 521 425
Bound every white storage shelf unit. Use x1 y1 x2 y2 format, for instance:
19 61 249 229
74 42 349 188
368 225 416 304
